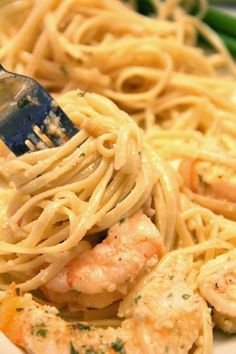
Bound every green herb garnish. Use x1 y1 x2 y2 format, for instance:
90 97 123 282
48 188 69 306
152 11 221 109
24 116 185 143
198 175 209 192
134 295 142 304
182 294 191 300
37 328 48 337
31 325 48 337
79 152 85 157
15 307 24 312
85 349 98 354
73 323 91 331
78 91 86 97
111 338 126 354
70 342 79 354
119 216 126 225
60 64 69 76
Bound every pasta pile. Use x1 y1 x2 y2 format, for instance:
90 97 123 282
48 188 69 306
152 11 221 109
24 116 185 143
0 91 157 292
0 1 236 353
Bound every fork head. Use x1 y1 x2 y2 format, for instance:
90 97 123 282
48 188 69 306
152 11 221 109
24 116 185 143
0 65 79 156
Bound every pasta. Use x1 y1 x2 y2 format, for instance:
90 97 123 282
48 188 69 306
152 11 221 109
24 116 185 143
0 0 236 353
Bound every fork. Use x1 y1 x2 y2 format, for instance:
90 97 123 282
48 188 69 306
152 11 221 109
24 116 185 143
0 65 79 156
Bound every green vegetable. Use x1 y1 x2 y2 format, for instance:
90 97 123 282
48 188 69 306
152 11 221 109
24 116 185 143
192 4 236 56
134 1 236 57
218 31 236 56
192 5 236 38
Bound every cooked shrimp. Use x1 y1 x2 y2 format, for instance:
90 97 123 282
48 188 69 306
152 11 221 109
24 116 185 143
180 159 236 203
0 256 204 354
213 311 236 334
198 250 236 333
44 211 165 309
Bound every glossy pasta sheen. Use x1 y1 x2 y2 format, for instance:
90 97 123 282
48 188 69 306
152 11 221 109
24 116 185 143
0 1 236 353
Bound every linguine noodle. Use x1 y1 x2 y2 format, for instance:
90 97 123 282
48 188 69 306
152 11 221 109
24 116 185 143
0 1 236 353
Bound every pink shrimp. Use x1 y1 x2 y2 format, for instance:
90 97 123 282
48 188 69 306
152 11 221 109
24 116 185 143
0 255 205 354
44 211 165 310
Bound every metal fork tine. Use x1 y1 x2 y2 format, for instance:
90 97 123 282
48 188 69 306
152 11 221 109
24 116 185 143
0 65 79 155
25 139 37 152
32 125 54 148
26 131 49 151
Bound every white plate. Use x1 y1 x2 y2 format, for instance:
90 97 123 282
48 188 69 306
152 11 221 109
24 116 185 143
1 329 236 353
1 4 236 354
213 330 236 354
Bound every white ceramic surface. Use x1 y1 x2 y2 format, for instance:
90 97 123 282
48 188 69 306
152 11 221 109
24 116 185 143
1 329 236 353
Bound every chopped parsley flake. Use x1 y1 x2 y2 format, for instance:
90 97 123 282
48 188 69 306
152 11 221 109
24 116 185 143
15 287 21 296
111 338 126 353
134 295 142 304
168 275 174 280
31 325 48 337
79 152 85 157
198 175 208 191
60 64 69 76
76 323 92 331
37 328 48 337
119 216 126 225
78 91 86 97
70 342 79 354
85 349 98 354
15 307 24 312
17 95 31 108
182 294 191 300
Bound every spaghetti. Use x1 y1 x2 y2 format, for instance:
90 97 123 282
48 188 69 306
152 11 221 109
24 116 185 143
0 1 236 353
